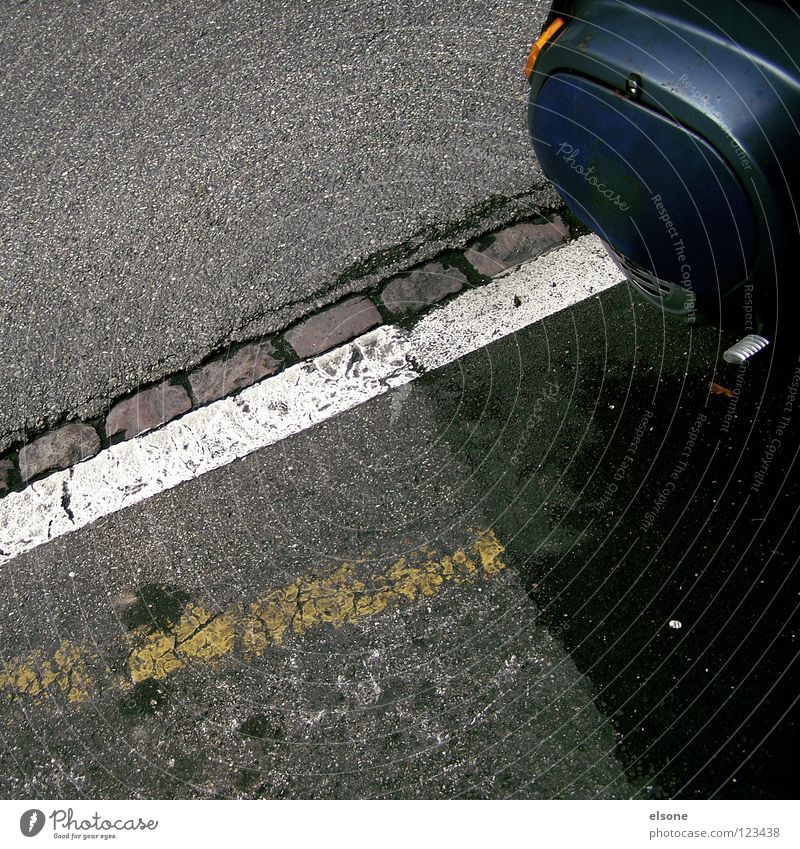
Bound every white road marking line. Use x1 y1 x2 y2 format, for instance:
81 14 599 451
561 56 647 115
412 234 621 370
0 236 621 565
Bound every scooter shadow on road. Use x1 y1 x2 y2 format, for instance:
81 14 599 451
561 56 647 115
419 283 800 800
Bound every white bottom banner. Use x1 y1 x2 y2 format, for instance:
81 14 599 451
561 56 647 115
0 800 796 848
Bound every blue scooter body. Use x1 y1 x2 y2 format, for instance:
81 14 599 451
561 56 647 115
527 0 800 330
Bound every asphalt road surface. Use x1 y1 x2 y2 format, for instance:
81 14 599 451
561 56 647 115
0 0 557 451
1 281 797 799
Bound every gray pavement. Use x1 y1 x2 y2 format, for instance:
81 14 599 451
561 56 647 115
0 0 557 452
0 350 634 799
2 282 797 799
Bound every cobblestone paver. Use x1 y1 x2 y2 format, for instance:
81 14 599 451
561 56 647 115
1 214 571 498
381 261 467 316
189 342 281 406
284 296 382 358
106 382 192 441
18 424 100 481
0 457 15 496
467 217 569 277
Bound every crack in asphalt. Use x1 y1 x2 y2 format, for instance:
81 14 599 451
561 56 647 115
0 197 567 456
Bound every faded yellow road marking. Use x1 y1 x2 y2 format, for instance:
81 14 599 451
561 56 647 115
0 640 92 704
1 529 507 705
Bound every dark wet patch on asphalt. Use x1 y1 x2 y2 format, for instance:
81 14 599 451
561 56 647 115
238 713 285 741
122 584 192 633
118 678 172 718
423 283 799 799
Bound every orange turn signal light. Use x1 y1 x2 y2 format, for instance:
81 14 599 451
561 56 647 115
525 17 566 80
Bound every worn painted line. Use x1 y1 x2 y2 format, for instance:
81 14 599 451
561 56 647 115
0 325 416 566
0 236 620 565
0 530 507 706
411 234 621 370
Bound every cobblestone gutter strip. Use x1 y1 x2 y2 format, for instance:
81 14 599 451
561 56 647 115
0 235 621 563
0 215 570 499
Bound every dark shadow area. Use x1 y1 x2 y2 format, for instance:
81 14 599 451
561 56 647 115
423 283 799 799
